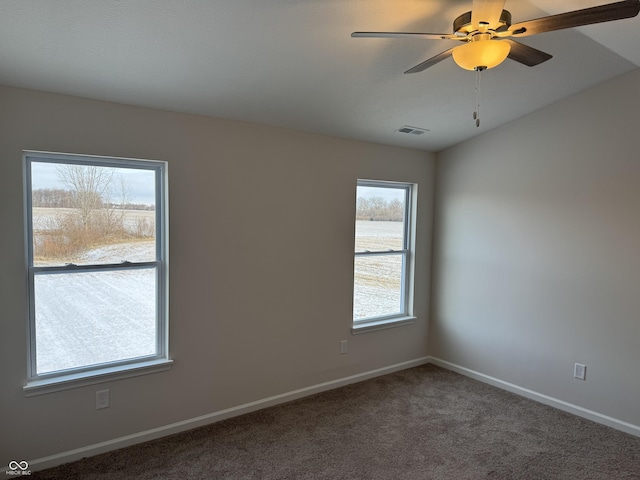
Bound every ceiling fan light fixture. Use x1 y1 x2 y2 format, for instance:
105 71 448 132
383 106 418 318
452 39 511 71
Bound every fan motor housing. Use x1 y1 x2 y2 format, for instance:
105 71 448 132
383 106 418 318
453 9 512 34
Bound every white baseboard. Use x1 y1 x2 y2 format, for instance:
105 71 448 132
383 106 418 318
30 356 430 472
428 356 640 438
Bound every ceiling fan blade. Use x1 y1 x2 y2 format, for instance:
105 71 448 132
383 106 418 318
404 47 456 74
471 0 507 29
351 31 459 40
503 39 553 66
508 0 640 37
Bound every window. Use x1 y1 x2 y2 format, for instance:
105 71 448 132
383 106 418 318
353 180 415 332
23 151 170 394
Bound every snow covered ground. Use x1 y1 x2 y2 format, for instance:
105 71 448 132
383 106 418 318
353 221 404 320
34 241 157 374
77 241 156 264
353 255 402 320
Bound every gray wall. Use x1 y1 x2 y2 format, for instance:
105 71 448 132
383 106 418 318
0 85 434 463
431 68 640 427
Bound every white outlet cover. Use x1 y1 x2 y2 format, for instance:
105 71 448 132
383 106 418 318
96 389 110 409
574 363 586 381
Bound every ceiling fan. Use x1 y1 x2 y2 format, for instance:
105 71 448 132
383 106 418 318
352 0 640 126
352 0 640 73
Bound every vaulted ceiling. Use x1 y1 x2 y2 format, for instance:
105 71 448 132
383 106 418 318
1 1 638 151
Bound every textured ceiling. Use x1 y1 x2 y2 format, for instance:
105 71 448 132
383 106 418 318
0 0 638 152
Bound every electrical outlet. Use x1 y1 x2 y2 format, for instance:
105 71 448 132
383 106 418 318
574 363 586 381
340 340 348 354
96 389 110 409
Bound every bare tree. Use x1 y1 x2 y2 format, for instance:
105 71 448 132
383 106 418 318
387 198 404 221
356 196 404 221
102 173 133 235
32 188 74 208
56 164 114 230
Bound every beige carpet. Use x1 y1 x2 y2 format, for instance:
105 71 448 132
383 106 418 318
33 365 640 479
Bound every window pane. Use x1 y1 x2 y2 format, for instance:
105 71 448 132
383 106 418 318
355 186 405 252
355 220 404 252
31 162 156 266
34 268 157 374
353 254 403 320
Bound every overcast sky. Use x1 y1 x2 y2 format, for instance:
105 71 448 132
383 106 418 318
357 185 406 203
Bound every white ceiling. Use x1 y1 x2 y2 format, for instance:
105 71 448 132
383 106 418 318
0 1 637 152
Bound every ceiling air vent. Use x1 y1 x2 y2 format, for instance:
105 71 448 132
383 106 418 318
396 125 429 135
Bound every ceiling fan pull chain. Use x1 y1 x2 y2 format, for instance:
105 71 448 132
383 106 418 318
473 67 483 128
472 69 477 122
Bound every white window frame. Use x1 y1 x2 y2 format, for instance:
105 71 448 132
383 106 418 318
23 151 171 396
352 179 416 334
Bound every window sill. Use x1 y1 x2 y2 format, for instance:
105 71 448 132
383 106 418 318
23 358 173 397
351 316 416 334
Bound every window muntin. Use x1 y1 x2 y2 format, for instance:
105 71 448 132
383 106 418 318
353 181 412 324
24 151 168 383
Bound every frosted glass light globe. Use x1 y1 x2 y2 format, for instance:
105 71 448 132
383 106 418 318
452 40 511 70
